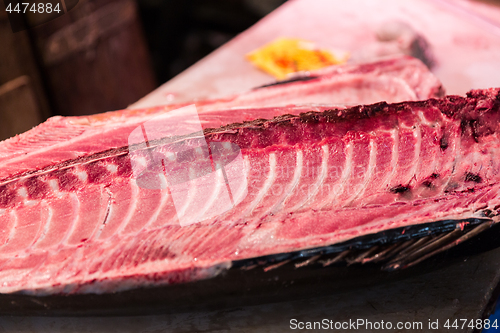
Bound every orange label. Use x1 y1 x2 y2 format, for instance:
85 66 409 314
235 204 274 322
246 38 349 79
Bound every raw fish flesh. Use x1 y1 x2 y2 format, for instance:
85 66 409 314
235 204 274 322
0 86 498 295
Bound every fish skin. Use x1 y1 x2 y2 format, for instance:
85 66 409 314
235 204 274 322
0 88 498 295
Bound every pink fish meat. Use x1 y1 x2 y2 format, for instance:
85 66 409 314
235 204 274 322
0 87 499 294
0 57 466 295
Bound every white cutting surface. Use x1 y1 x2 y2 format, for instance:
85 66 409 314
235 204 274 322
130 0 500 110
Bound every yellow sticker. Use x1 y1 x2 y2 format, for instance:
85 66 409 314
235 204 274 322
246 38 349 79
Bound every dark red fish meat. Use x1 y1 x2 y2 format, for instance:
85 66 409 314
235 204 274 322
0 86 499 295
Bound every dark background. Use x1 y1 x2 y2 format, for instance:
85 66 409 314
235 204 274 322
138 0 285 84
0 0 285 140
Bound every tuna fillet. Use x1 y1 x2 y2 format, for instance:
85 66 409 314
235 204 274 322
175 54 444 109
0 87 499 295
0 56 442 185
130 55 443 110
